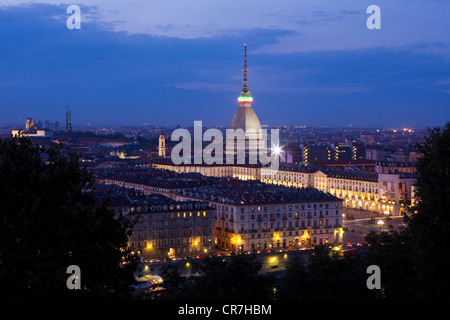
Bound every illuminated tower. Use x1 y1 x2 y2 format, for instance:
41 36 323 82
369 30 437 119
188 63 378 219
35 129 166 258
158 130 166 157
229 43 263 155
25 118 33 131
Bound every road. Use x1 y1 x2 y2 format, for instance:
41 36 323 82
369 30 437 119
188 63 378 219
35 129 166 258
134 213 406 281
343 216 405 244
134 249 312 280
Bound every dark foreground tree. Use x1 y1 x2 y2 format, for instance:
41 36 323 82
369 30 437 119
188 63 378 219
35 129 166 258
159 254 274 300
364 230 415 298
365 122 450 299
0 136 136 300
277 246 373 300
405 122 450 298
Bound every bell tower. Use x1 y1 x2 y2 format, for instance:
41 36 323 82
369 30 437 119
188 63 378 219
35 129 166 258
158 130 166 157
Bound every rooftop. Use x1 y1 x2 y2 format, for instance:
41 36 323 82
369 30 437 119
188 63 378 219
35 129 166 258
87 182 213 213
181 179 341 205
321 167 378 182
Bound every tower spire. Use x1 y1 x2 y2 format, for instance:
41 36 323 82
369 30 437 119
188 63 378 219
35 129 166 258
242 42 249 94
238 42 253 104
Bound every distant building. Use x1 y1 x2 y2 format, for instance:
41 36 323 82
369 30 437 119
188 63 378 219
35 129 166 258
25 118 33 130
303 145 331 163
314 159 375 172
11 128 53 138
365 145 384 161
352 142 365 160
284 142 302 164
374 161 416 174
334 144 352 161
11 117 55 138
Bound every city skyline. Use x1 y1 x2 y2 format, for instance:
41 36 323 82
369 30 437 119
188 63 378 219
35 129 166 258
0 1 449 128
1 1 450 304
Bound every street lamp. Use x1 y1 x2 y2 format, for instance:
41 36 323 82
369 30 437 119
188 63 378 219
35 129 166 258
377 219 384 232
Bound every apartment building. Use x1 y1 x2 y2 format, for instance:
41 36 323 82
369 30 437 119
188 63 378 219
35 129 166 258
176 182 344 252
128 195 215 259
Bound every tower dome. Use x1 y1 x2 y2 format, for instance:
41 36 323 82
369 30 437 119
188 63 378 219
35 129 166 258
229 43 262 133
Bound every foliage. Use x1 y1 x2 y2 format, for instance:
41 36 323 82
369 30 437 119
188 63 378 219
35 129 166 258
277 246 373 300
157 254 274 300
364 122 450 299
0 136 137 300
405 122 450 298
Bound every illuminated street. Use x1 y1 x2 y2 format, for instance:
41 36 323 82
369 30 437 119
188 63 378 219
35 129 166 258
343 213 405 244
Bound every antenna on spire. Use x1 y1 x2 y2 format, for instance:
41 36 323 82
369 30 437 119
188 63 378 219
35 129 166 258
242 42 249 95
238 42 253 104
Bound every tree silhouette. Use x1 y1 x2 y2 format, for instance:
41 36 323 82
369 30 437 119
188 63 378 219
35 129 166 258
365 122 450 299
406 122 450 298
0 136 136 300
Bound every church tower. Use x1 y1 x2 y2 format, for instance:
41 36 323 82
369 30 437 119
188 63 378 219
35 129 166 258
158 130 166 157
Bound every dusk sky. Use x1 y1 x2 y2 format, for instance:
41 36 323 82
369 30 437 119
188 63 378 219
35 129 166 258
0 0 449 128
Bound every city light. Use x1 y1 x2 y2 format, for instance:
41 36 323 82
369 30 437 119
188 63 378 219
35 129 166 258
377 219 385 231
272 145 283 156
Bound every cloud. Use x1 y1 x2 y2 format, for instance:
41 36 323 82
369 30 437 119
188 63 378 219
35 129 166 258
0 2 449 128
0 0 449 54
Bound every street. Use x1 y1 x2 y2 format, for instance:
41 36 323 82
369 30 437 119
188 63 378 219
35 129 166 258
343 210 406 244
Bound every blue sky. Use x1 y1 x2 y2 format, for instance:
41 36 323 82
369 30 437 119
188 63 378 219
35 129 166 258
0 1 449 128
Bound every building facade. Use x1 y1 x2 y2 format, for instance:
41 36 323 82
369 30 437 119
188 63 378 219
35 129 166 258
303 145 331 163
153 159 415 216
128 197 215 259
177 185 344 252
